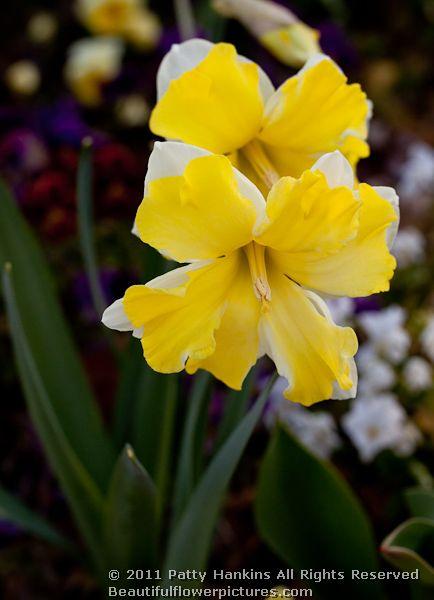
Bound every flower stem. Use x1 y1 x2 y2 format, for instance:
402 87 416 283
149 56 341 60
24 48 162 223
174 0 197 41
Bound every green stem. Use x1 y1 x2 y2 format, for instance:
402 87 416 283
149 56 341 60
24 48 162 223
174 0 197 41
77 137 106 318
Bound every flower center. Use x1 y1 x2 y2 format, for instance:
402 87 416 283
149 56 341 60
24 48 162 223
244 242 271 310
242 139 279 189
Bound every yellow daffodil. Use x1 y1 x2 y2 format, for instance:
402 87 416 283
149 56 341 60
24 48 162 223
102 142 399 406
150 40 371 194
64 37 123 106
76 0 161 49
213 0 320 67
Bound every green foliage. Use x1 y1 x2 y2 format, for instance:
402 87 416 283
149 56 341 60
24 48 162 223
104 445 158 572
382 518 434 585
255 426 383 599
382 487 434 586
163 374 277 578
0 484 72 550
2 265 106 573
0 180 114 491
77 139 107 318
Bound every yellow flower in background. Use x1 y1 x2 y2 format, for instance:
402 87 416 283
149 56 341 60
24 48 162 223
150 40 371 193
64 37 123 106
261 22 320 68
103 143 399 406
5 60 41 96
213 0 320 67
76 0 161 49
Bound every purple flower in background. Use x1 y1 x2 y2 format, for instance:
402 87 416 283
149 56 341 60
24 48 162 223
354 296 382 314
73 268 134 323
36 99 105 148
319 22 359 70
0 128 48 173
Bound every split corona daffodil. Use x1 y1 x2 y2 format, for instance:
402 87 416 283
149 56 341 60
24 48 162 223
76 0 161 49
102 142 399 406
150 40 371 193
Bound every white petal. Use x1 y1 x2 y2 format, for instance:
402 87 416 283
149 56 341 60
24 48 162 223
156 38 275 103
373 185 400 248
143 141 266 225
144 141 211 193
157 39 213 98
102 298 134 332
311 151 354 189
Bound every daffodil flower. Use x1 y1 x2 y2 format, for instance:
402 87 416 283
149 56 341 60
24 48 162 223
150 40 371 193
102 142 399 406
76 0 161 49
65 37 124 106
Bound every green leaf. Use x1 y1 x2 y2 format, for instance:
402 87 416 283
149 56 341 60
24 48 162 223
132 371 178 498
163 373 277 577
113 246 163 449
381 518 434 585
0 180 114 490
406 488 434 520
104 445 157 571
113 338 146 449
214 367 255 451
255 426 383 599
0 484 73 550
2 266 106 573
172 372 211 525
77 139 107 318
197 0 227 41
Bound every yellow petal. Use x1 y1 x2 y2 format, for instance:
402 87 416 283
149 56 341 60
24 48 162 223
186 253 261 389
258 56 370 177
271 183 397 297
123 255 240 373
150 43 264 154
136 154 258 261
260 261 358 406
255 170 359 255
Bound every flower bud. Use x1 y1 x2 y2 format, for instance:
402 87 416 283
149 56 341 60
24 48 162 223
213 0 320 66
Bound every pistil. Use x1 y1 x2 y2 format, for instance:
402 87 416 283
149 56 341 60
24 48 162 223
244 242 271 310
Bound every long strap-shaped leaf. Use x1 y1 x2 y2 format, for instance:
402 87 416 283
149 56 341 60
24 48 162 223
0 180 114 490
214 367 255 451
172 371 211 526
0 484 73 551
2 265 106 574
163 372 277 576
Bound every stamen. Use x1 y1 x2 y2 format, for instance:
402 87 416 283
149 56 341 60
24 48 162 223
244 242 271 310
242 139 280 189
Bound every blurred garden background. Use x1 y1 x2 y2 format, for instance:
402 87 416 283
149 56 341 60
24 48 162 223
0 1 434 598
